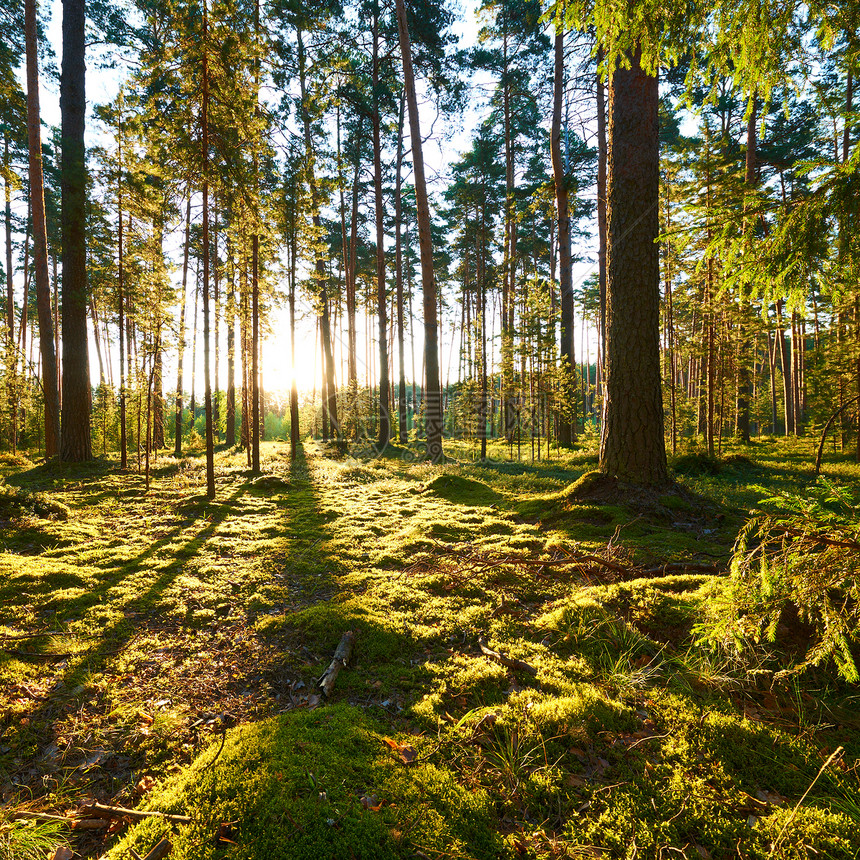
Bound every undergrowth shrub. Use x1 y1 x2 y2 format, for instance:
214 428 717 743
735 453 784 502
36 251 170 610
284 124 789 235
697 478 860 681
0 484 69 521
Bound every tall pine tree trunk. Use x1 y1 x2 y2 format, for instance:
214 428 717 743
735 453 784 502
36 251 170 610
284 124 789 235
225 234 236 447
201 0 215 498
395 0 442 461
372 4 390 449
25 0 60 458
395 93 408 444
289 228 299 458
598 49 667 485
175 194 191 456
551 23 575 448
251 233 260 472
596 49 607 374
59 0 91 461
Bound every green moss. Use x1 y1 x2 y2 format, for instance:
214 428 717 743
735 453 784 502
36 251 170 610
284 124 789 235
421 473 498 505
3 439 860 860
109 706 503 860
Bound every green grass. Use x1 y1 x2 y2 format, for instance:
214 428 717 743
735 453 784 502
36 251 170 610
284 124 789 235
1 436 859 859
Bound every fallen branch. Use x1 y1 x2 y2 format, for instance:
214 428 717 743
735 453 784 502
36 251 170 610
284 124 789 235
477 636 537 676
142 838 172 860
78 802 191 825
317 630 356 698
9 811 70 823
71 818 110 830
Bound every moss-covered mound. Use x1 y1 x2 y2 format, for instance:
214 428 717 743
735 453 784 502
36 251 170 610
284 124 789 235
108 705 502 860
0 484 69 521
421 474 498 504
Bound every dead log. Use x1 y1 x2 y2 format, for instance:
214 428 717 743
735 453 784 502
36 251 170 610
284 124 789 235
78 802 191 825
477 636 537 676
317 630 356 698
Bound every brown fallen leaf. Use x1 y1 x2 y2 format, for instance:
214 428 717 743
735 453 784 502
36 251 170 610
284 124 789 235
135 775 157 797
382 737 418 764
50 848 74 860
360 794 384 811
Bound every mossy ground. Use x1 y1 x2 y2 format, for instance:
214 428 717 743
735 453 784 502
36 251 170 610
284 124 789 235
1 437 859 859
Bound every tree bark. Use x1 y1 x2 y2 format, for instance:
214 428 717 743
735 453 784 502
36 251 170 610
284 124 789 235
225 235 236 447
202 0 216 498
551 24 575 448
59 0 92 461
25 0 60 458
395 0 442 462
395 93 408 444
289 227 299 458
175 195 191 456
596 49 607 374
251 233 260 472
598 50 668 485
372 4 390 450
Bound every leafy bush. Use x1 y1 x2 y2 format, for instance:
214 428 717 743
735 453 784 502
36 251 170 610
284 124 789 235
697 479 860 681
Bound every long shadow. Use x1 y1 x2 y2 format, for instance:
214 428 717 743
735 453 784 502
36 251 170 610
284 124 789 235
142 443 502 858
0 478 253 796
0 479 246 617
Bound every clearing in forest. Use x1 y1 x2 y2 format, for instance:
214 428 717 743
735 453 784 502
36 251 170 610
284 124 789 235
1 439 859 859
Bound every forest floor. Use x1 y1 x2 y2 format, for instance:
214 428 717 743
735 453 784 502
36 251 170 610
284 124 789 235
1 436 859 860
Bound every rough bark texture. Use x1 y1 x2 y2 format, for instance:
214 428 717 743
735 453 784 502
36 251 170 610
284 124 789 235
4 133 13 347
395 94 408 444
288 229 299 459
25 0 60 457
598 51 668 486
596 51 607 370
201 0 216 499
59 0 92 461
551 27 575 448
372 7 390 449
175 195 191 457
226 263 236 448
251 233 260 473
395 0 442 462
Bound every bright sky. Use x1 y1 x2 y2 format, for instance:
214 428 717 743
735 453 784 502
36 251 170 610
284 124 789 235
11 0 601 404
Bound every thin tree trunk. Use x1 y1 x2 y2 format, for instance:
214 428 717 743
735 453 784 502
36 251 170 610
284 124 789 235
251 233 260 472
289 227 299 458
395 93 408 444
596 49 607 376
225 233 236 447
118 164 128 468
372 4 390 449
552 22 575 447
25 0 60 458
202 0 216 498
395 0 442 461
175 198 191 457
